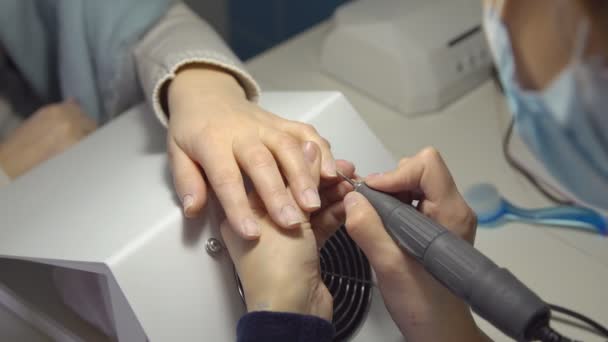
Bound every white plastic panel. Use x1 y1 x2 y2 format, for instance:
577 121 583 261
0 92 399 340
321 0 491 115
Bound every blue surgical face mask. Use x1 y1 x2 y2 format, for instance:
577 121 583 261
483 5 608 211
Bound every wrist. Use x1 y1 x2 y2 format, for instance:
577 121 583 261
246 286 310 316
165 63 247 121
403 304 486 342
170 63 246 100
244 281 331 321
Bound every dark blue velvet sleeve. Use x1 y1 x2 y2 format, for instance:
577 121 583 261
236 311 334 342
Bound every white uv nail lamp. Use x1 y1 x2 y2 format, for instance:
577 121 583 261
0 92 401 341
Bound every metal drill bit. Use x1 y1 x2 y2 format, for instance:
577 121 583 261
336 170 356 186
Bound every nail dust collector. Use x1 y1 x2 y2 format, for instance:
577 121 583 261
0 92 401 341
320 0 492 115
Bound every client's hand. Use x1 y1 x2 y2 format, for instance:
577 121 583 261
0 99 96 178
220 141 354 321
168 65 336 239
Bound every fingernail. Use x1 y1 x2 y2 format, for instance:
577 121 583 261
242 218 260 237
281 205 303 226
344 193 358 209
302 188 321 209
303 141 317 163
182 194 194 216
323 159 337 177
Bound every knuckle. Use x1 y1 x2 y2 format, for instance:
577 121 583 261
247 148 275 169
441 201 477 242
172 168 196 187
275 133 300 150
469 209 478 229
374 250 406 277
423 204 441 221
208 169 242 188
196 126 217 145
344 219 359 238
300 123 318 136
292 168 315 184
345 208 368 231
398 157 410 167
319 137 331 149
56 119 78 138
451 208 470 229
265 184 288 200
419 146 442 163
460 206 478 242
191 128 221 154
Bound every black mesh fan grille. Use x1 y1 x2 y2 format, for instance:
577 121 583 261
234 226 372 341
321 226 372 341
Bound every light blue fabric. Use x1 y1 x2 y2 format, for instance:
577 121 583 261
484 8 608 210
0 0 174 123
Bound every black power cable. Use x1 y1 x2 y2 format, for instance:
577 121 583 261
529 303 608 342
549 303 608 338
502 118 574 205
533 325 575 342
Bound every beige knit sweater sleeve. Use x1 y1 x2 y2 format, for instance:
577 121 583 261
134 2 261 127
48 9 261 334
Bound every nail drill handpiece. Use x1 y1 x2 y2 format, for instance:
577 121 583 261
337 171 550 341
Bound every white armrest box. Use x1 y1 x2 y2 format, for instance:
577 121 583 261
0 92 401 341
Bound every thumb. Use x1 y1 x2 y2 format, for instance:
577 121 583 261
344 192 404 275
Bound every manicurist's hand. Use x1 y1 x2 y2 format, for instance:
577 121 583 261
344 148 489 342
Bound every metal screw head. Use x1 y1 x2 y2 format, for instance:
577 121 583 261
205 238 224 256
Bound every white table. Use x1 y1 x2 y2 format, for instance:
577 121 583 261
246 22 608 341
